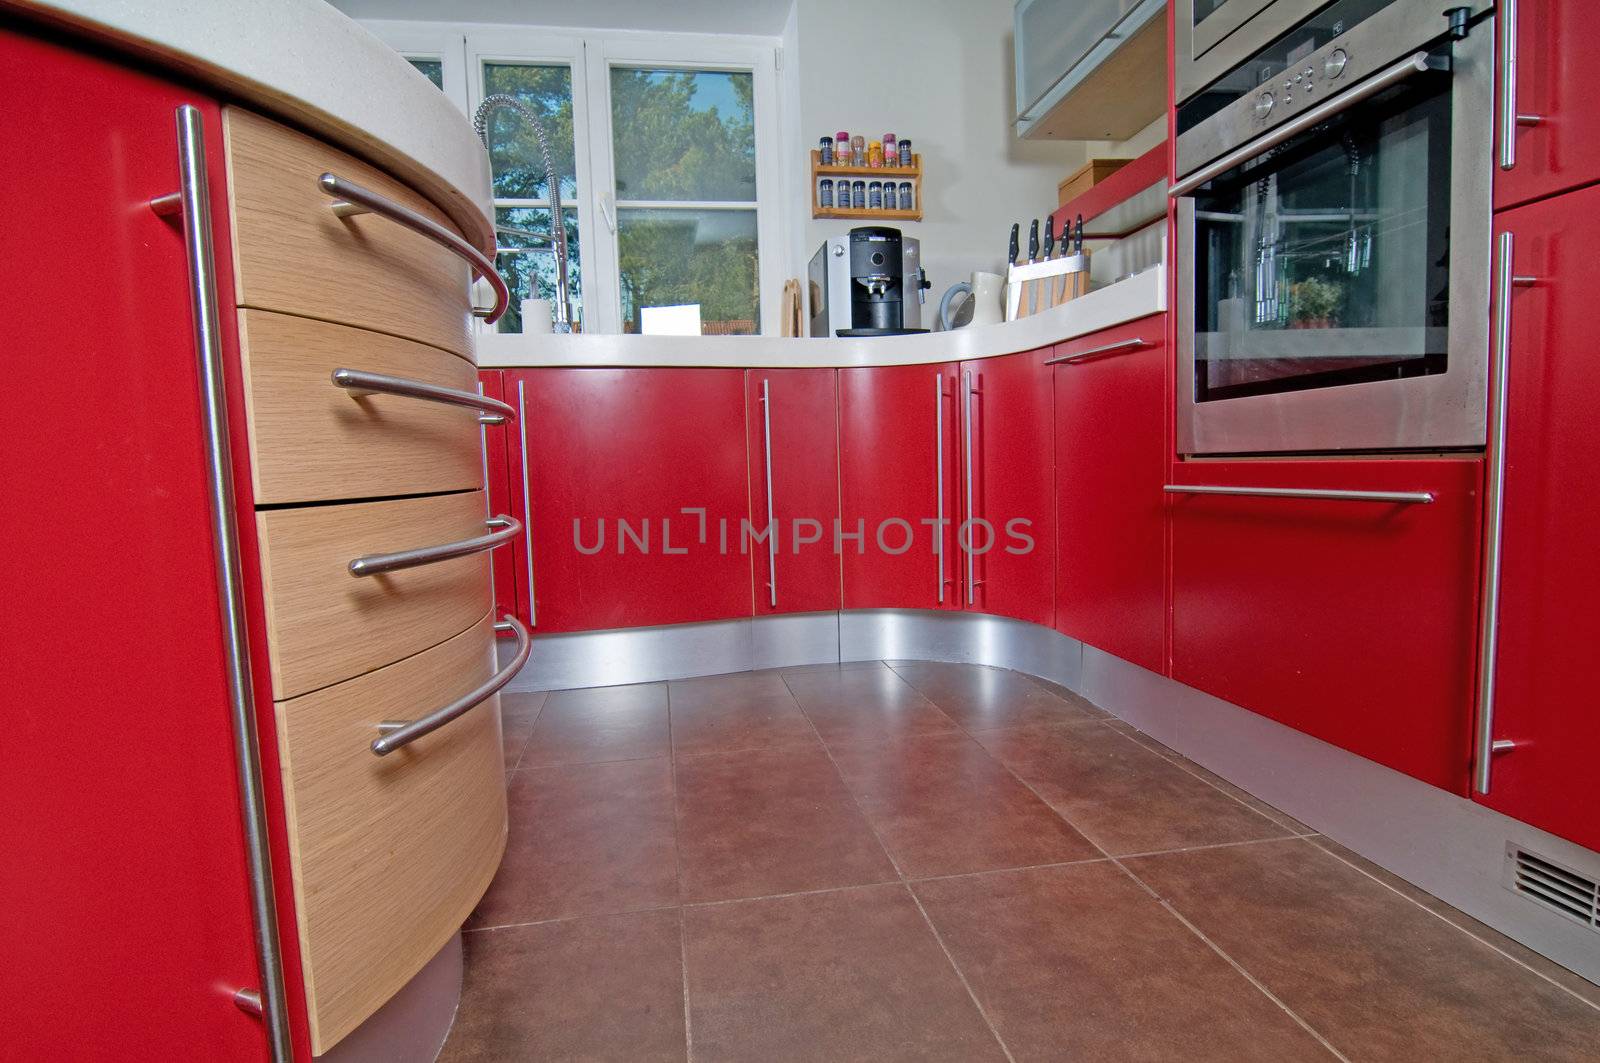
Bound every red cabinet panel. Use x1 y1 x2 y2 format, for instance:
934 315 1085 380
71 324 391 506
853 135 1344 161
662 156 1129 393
1495 0 1600 210
961 348 1054 626
478 369 523 627
1054 316 1168 672
1169 459 1482 792
1478 192 1600 849
839 362 961 610
0 28 268 1059
747 369 842 615
515 367 751 633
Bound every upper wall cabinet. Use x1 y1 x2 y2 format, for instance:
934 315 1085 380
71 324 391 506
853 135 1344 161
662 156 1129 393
1014 0 1168 140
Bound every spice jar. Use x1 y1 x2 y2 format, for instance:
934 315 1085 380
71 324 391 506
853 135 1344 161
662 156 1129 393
818 178 834 208
835 131 851 166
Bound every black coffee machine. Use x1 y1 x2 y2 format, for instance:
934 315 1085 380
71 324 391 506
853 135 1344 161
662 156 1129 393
808 226 929 337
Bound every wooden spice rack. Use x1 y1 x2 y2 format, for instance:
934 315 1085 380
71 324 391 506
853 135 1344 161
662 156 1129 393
810 149 922 221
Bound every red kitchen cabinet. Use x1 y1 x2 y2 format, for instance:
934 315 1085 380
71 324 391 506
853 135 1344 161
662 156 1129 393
514 367 751 632
1168 459 1483 792
960 348 1055 626
1 28 271 1060
1053 316 1167 673
1477 192 1600 850
1495 0 1600 211
746 369 842 614
839 362 962 610
479 369 524 628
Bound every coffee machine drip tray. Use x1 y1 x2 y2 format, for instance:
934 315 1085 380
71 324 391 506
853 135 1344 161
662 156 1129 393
835 327 931 337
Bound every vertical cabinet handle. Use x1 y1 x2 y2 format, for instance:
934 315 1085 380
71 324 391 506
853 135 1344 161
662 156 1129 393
935 372 946 603
1474 231 1537 794
1498 0 1544 171
962 369 979 606
759 379 777 608
516 379 536 628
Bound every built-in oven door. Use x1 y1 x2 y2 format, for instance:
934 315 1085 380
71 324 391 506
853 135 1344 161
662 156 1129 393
1174 22 1491 455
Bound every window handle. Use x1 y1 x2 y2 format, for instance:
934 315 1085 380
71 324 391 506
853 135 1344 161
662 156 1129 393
599 192 617 234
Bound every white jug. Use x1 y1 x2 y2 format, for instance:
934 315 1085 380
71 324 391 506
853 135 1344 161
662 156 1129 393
937 271 1004 330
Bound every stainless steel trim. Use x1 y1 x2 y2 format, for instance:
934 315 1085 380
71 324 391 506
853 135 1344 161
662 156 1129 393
372 617 531 755
317 172 509 324
760 378 777 609
962 369 977 606
331 367 515 420
516 380 536 628
1171 52 1432 198
349 515 522 577
935 373 946 604
172 104 292 1062
1044 338 1152 365
1164 485 1436 504
477 382 496 615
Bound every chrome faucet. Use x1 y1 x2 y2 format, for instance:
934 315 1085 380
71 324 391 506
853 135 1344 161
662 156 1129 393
473 93 573 332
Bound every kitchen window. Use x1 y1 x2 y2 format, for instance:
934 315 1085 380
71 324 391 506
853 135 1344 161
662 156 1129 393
363 23 782 335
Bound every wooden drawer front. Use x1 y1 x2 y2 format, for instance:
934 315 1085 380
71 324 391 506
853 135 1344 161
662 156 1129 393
224 107 473 359
240 310 483 505
277 613 506 1053
258 491 492 698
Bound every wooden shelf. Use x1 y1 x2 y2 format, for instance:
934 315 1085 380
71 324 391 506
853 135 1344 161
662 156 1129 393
811 149 922 221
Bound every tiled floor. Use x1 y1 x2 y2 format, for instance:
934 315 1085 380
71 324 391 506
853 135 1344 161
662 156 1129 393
444 661 1600 1062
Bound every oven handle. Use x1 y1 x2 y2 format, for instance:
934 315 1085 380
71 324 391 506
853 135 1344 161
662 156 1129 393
1169 51 1432 199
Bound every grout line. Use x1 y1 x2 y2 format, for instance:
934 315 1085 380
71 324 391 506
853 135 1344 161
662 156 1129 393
664 682 696 1062
505 692 549 772
464 900 682 935
904 886 1019 1063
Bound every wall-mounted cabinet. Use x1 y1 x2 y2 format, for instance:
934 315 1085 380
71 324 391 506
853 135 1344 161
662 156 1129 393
1014 0 1168 141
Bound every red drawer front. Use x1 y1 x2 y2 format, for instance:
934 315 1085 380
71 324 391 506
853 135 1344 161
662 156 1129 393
517 367 752 633
1495 0 1600 210
747 368 842 615
1169 459 1483 793
1054 315 1168 673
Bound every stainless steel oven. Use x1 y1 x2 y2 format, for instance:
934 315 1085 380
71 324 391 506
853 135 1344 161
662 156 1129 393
1172 0 1494 455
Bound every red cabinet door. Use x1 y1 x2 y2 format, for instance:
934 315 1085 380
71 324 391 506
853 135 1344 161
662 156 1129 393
747 368 842 615
1169 459 1483 792
960 348 1054 626
839 362 961 610
1495 0 1600 210
1478 192 1600 849
479 369 524 628
0 28 269 1060
1054 316 1168 673
515 367 751 633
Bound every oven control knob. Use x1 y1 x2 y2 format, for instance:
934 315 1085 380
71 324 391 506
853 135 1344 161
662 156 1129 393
1324 48 1349 79
1254 91 1275 118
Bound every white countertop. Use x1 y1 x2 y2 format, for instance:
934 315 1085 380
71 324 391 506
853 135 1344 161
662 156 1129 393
10 0 495 251
479 266 1166 369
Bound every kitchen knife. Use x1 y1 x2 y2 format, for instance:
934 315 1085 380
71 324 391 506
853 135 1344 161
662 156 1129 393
1040 217 1056 312
1026 219 1040 315
1006 223 1020 321
1067 214 1086 300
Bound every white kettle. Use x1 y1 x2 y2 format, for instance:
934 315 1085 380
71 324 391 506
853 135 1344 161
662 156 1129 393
937 271 1004 330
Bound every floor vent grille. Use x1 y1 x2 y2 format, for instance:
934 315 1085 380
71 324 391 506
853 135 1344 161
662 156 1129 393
1506 845 1600 931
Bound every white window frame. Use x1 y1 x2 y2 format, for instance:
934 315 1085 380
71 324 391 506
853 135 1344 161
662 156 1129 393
361 20 783 336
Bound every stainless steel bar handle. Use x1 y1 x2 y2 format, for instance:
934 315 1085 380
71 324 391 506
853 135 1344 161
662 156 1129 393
349 515 522 577
317 172 509 324
332 367 516 420
372 617 532 755
170 104 292 1062
1170 52 1432 198
1044 338 1152 366
517 380 537 628
1163 485 1436 504
1498 0 1544 170
935 373 946 603
477 382 497 615
962 369 977 606
760 379 777 609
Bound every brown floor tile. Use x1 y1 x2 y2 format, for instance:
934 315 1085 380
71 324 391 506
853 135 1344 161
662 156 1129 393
683 884 1005 1062
1308 836 1600 1009
498 690 546 771
783 666 959 748
441 909 686 1063
1103 719 1315 835
519 682 669 768
830 731 1100 878
470 758 678 927
976 723 1292 856
888 660 1106 730
1126 839 1600 1061
913 864 1332 1061
668 672 820 757
1027 674 1112 717
674 746 896 902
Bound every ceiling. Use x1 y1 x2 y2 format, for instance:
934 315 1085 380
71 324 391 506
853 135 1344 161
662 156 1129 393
328 0 795 36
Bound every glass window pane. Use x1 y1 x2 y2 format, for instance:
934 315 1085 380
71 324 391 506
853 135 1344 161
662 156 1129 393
407 58 444 89
495 206 581 334
617 208 757 335
483 63 579 201
610 68 755 202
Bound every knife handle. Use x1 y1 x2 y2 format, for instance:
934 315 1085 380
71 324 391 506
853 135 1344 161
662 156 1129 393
1007 223 1019 266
